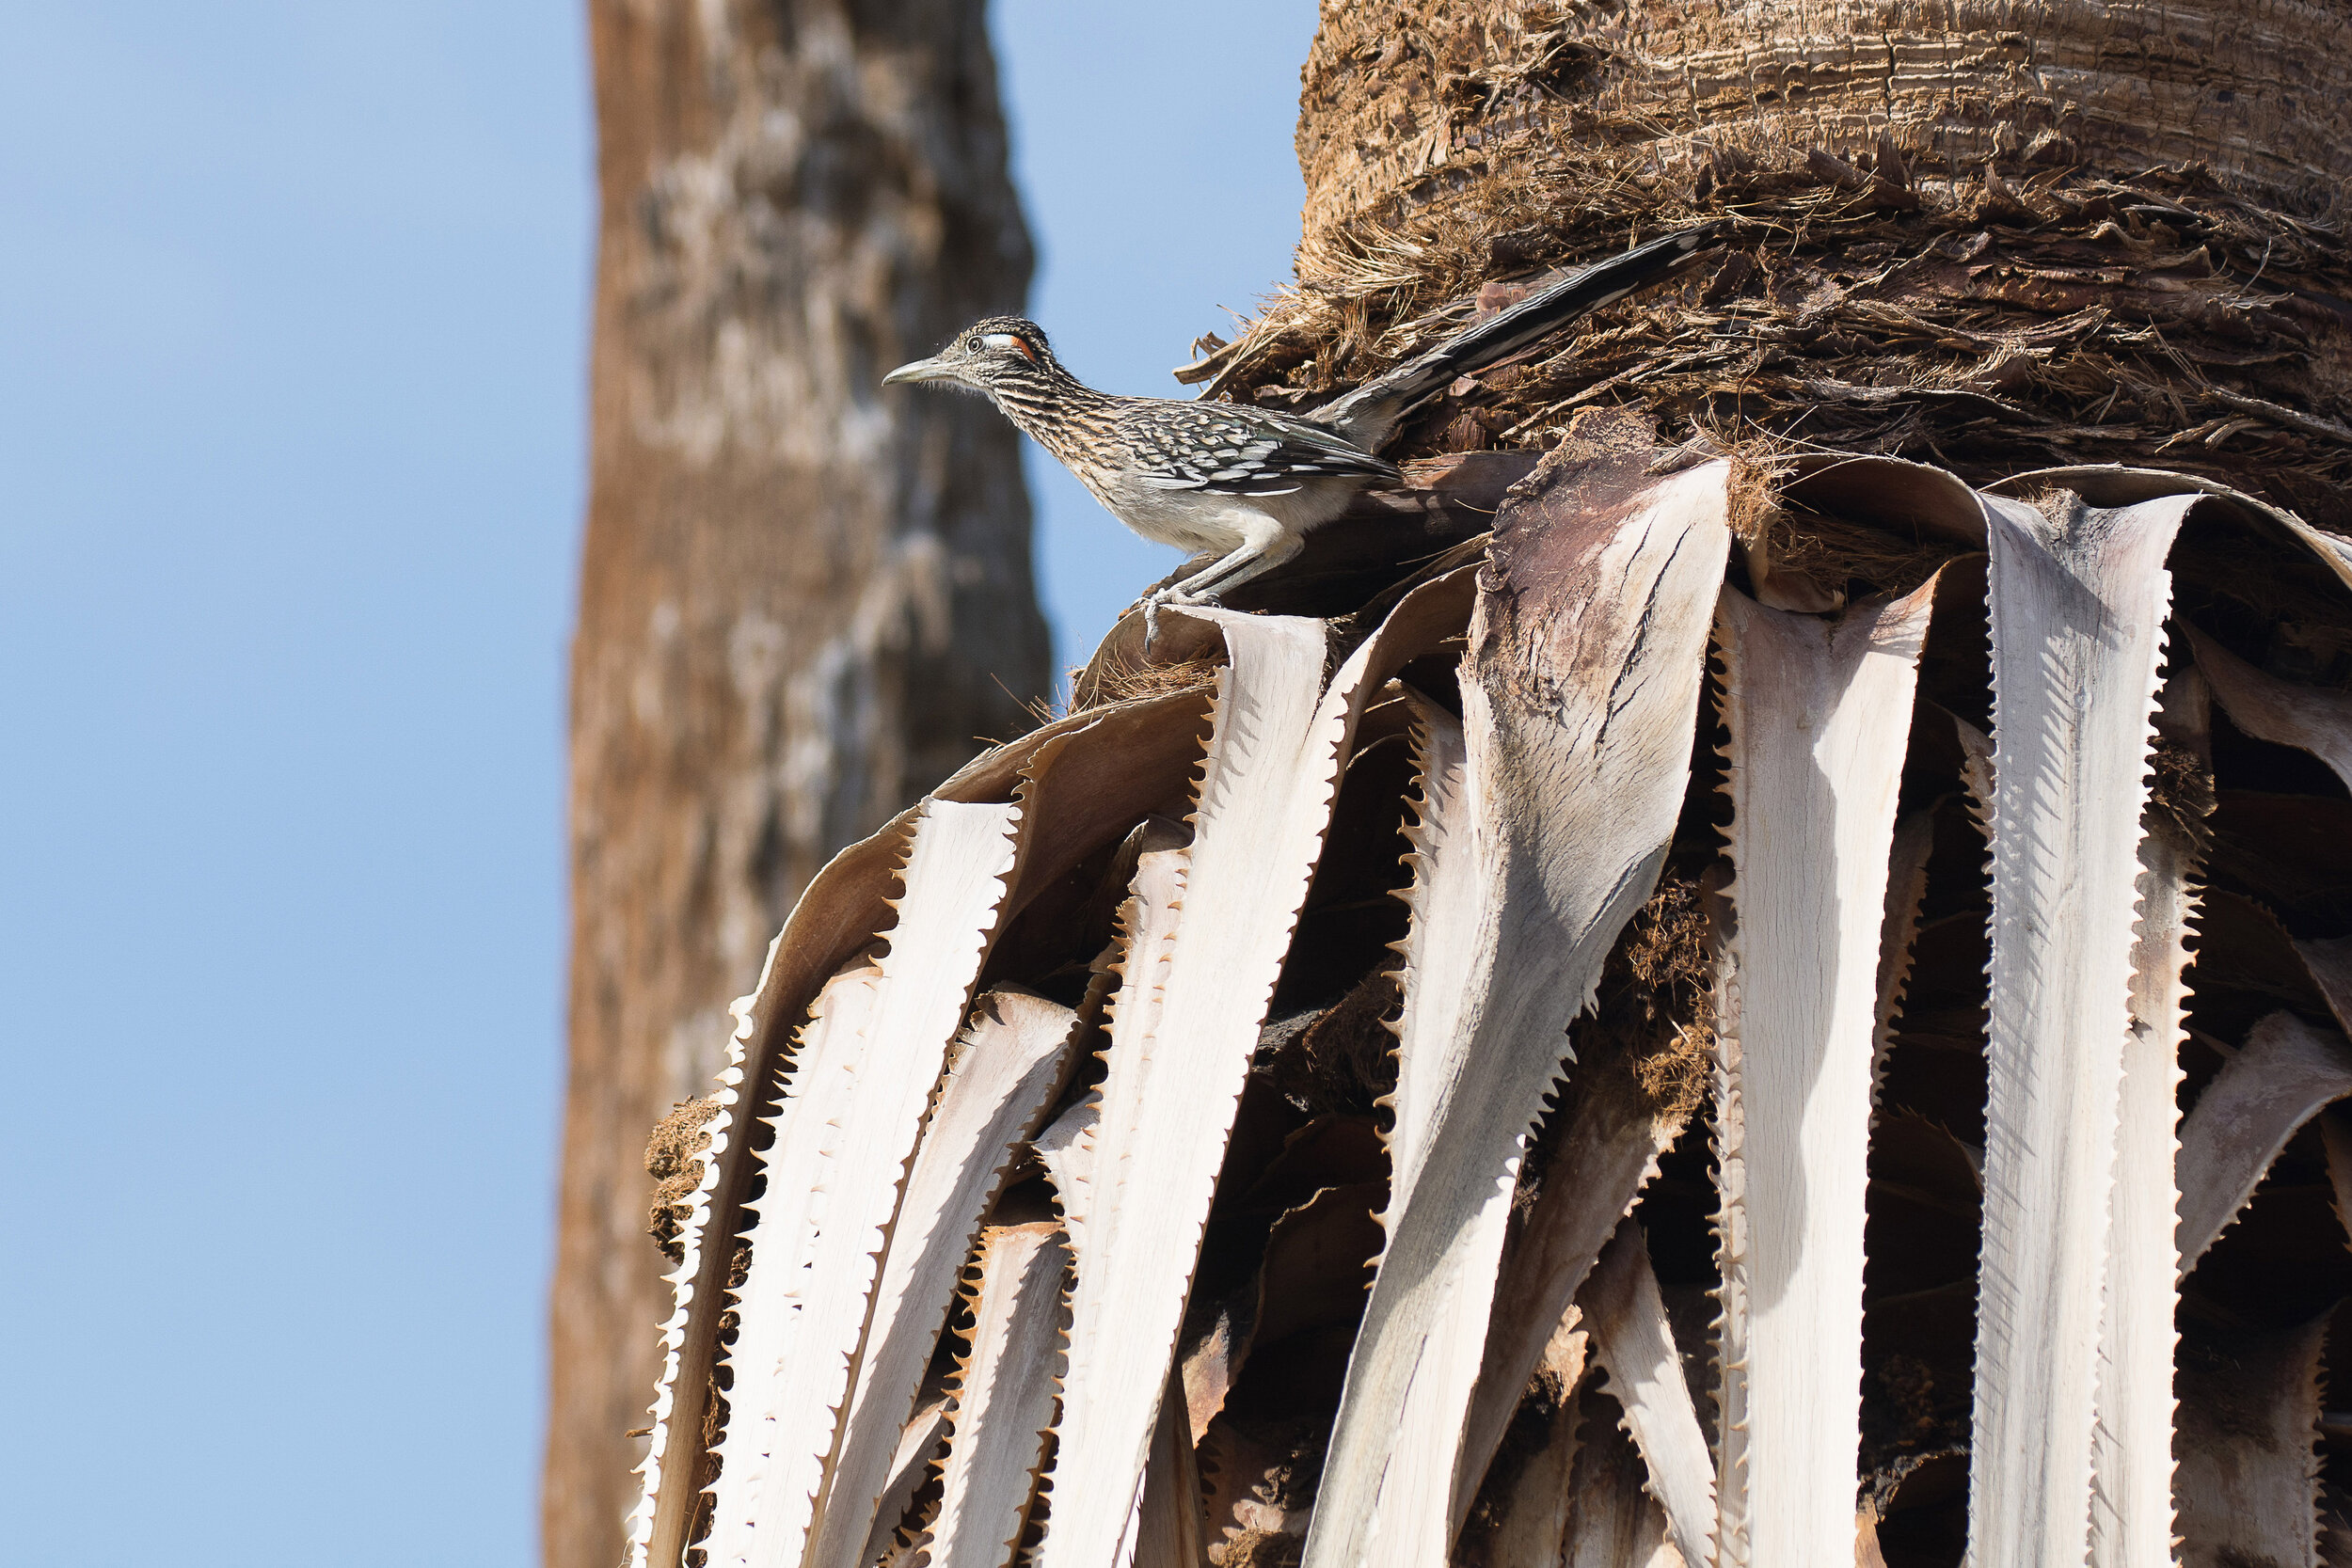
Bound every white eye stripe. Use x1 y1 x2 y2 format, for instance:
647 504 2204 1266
977 331 1037 363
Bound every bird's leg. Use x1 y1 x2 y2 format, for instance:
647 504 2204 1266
1141 530 1304 650
1168 530 1305 605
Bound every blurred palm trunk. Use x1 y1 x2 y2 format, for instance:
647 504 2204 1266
544 5 1047 1565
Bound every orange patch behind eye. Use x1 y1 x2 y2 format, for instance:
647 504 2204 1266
980 332 1037 364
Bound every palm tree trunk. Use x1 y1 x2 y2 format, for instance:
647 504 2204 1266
544 6 1045 1565
1222 0 2352 529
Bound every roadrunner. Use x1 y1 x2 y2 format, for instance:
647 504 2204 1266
883 227 1713 627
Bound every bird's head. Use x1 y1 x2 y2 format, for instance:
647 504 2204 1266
882 317 1061 398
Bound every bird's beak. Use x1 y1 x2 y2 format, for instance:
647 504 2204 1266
882 356 952 387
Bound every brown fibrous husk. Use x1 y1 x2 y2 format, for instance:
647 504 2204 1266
1071 655 1226 715
1593 875 1718 1126
647 1094 722 1262
1196 3 2352 536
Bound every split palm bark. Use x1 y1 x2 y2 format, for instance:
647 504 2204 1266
613 3 2352 1565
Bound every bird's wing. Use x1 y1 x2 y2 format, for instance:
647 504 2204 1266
1120 402 1400 497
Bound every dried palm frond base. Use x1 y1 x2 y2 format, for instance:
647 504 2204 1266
623 419 2352 1568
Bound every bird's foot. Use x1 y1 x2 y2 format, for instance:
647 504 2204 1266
1140 588 1222 652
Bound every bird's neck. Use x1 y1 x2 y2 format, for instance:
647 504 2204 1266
989 366 1126 487
988 360 1108 432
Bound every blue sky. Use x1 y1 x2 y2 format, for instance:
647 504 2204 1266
0 3 1314 1563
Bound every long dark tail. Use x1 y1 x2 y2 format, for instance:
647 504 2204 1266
1308 224 1719 450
